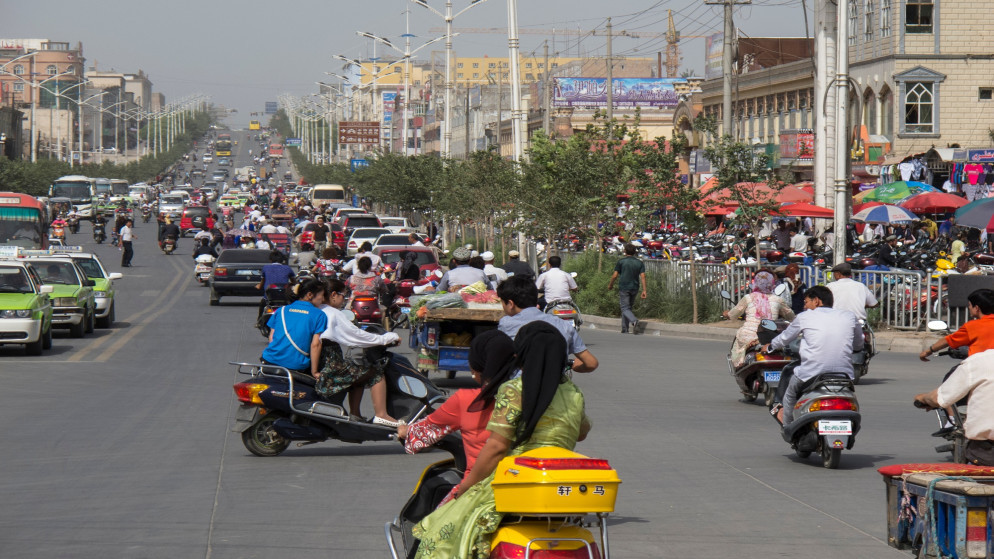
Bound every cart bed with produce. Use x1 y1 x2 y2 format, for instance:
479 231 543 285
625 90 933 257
408 289 504 378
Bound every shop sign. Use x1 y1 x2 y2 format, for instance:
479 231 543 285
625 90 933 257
967 149 994 163
779 130 815 160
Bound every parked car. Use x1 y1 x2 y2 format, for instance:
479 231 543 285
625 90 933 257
0 260 54 355
346 227 391 256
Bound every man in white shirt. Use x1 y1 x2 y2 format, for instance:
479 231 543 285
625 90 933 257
120 219 136 267
789 230 809 252
535 255 577 306
826 263 878 322
481 251 508 286
407 233 425 247
258 219 278 234
915 349 994 465
342 242 383 273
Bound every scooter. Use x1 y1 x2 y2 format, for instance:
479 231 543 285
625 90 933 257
67 214 80 234
256 288 289 339
142 207 152 223
351 290 383 325
721 286 792 406
93 222 106 244
161 236 177 255
851 320 876 384
763 319 861 469
231 332 446 457
545 298 583 328
915 319 969 463
385 440 620 559
194 254 215 285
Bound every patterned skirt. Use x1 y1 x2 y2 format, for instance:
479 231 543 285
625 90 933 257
314 342 385 397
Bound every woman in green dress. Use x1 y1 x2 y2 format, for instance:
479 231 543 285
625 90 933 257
412 321 592 558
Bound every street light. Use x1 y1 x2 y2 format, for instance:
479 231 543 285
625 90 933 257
0 68 76 162
411 0 489 159
357 23 450 155
47 79 90 162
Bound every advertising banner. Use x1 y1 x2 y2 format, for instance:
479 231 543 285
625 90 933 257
552 78 683 109
338 121 381 145
779 129 815 161
705 33 724 80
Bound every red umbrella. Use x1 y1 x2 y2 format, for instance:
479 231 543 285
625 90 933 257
899 192 968 213
778 185 815 203
778 202 835 218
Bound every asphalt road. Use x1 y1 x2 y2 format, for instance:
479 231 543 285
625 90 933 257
0 131 949 558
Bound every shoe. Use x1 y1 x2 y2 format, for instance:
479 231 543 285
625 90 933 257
931 426 955 437
620 329 629 334
631 320 640 334
348 414 367 423
371 416 401 428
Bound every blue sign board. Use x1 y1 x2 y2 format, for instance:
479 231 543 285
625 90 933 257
286 138 302 147
264 101 278 114
350 159 369 172
553 77 685 109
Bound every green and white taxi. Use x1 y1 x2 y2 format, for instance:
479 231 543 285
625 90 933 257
56 251 122 328
0 260 54 355
217 195 242 208
25 256 96 338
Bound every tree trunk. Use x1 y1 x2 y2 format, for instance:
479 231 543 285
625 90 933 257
500 222 506 265
752 223 763 264
690 257 699 324
597 228 604 273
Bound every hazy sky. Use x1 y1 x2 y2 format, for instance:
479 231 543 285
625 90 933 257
3 0 808 127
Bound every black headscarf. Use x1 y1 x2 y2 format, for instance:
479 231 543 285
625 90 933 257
467 330 516 412
509 321 568 447
399 251 420 280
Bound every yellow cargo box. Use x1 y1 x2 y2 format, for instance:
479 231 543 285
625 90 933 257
492 447 621 515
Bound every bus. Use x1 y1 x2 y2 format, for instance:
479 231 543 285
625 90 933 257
109 179 129 203
0 192 48 250
309 184 347 206
215 133 232 157
94 178 111 198
268 144 284 159
249 120 260 131
49 175 96 219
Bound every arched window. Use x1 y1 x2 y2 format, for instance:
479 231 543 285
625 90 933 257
848 0 859 45
905 82 933 134
863 89 877 135
12 64 24 75
46 65 57 75
880 87 894 140
864 0 875 42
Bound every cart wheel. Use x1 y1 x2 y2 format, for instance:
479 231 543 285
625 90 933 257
446 371 456 380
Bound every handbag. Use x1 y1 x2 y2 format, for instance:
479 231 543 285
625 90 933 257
965 440 994 466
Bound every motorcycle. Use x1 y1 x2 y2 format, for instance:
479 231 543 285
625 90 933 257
851 320 876 384
545 299 583 329
50 221 67 242
67 215 80 234
142 207 152 223
386 439 619 559
721 286 792 406
762 319 861 469
351 291 383 325
194 254 215 285
93 222 106 244
161 236 177 255
915 319 969 463
256 288 289 338
230 327 446 457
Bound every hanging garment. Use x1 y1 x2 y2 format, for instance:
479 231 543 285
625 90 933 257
899 161 915 181
966 163 984 186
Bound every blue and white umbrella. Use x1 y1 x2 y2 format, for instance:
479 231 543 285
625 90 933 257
851 204 919 224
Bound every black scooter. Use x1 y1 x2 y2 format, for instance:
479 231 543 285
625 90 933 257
93 222 106 244
231 333 446 456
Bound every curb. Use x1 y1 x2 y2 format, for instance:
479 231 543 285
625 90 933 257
580 314 934 354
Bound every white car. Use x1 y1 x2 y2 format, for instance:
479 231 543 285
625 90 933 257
346 228 391 256
379 217 413 234
203 153 214 162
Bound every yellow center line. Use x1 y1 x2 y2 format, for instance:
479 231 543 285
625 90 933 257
67 256 187 363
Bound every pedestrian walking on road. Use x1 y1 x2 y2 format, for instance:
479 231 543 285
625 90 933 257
120 219 136 267
606 243 647 334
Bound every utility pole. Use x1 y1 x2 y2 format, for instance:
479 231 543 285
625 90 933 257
605 18 613 129
506 0 524 162
496 70 503 152
705 0 750 139
465 82 471 157
833 0 850 265
542 41 551 133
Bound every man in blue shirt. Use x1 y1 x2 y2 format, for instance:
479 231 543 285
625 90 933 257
257 251 295 318
762 285 863 424
497 275 598 373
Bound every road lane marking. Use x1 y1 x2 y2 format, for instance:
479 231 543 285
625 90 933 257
66 257 185 362
93 256 189 363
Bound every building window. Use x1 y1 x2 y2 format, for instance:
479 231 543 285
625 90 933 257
488 62 495 68
502 62 508 68
864 0 874 42
394 67 401 73
906 0 933 34
904 82 934 133
848 0 858 45
538 63 544 69
457 63 464 68
980 88 994 101
374 66 381 73
66 66 75 74
457 73 464 79
525 63 532 69
502 72 509 79
46 64 57 75
881 89 894 139
864 90 878 135
880 0 892 37
473 73 479 78
525 73 534 80
13 83 23 92
12 64 23 75
472 63 479 68
551 63 558 68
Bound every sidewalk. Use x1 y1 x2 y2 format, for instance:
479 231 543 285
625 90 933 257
580 314 933 354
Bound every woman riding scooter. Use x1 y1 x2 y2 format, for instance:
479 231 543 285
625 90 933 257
724 270 795 371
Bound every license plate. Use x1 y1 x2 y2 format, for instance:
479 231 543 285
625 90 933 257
401 307 411 314
199 273 211 280
764 371 781 382
818 420 853 435
237 270 256 276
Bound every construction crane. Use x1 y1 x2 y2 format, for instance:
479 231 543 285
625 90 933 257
429 21 707 77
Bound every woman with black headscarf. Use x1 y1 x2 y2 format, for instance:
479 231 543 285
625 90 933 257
411 321 592 559
397 251 421 282
398 330 516 504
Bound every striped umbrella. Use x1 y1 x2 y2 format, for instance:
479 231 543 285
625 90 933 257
852 204 919 224
853 181 938 203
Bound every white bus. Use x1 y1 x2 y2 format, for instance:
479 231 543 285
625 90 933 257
49 175 97 218
309 184 346 207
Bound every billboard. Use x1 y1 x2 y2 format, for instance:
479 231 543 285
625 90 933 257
264 101 277 115
552 78 684 109
338 121 381 145
779 129 815 161
705 32 724 80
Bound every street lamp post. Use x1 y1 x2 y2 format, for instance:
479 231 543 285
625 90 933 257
506 0 524 162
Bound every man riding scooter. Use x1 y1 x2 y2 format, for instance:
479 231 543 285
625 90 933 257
536 255 582 325
762 285 863 425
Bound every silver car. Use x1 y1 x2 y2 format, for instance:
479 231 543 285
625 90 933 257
346 228 391 256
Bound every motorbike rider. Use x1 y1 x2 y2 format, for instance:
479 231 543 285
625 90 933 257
724 270 795 379
256 250 296 318
395 251 422 282
314 278 402 426
159 218 181 249
762 285 863 425
878 234 900 268
481 251 508 286
437 246 492 291
826 263 878 322
920 289 994 361
915 349 994 465
192 237 218 260
501 249 535 281
535 255 577 310
342 242 384 274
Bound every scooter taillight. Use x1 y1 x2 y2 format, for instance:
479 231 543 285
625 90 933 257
552 309 576 316
514 457 612 470
233 382 267 405
489 542 600 559
809 398 858 412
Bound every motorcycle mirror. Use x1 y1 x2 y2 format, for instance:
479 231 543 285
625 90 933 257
720 289 732 300
341 310 356 322
773 283 789 298
759 319 778 331
108 273 123 281
570 272 578 278
397 376 429 398
927 320 949 332
434 269 444 279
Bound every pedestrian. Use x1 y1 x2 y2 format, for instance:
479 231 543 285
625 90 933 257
120 219 136 267
606 243 647 334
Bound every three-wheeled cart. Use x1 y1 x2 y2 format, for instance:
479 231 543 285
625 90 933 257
409 307 503 378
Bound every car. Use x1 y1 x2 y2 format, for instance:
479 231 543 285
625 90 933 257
203 153 214 163
371 234 419 251
372 246 440 276
212 169 229 180
298 221 347 252
346 227 391 256
217 195 242 208
208 249 270 306
340 215 383 237
217 157 232 167
379 217 414 234
179 206 215 236
26 256 96 338
0 260 54 355
332 207 368 223
57 252 123 328
159 194 185 216
191 168 205 178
